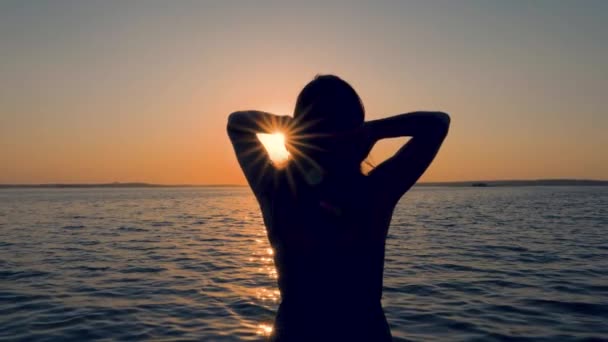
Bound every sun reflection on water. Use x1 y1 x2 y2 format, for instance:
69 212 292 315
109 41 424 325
250 227 280 336
257 323 273 336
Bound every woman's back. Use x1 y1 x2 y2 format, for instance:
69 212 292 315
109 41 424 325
260 168 393 341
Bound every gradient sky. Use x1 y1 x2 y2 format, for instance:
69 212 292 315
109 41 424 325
1 0 606 184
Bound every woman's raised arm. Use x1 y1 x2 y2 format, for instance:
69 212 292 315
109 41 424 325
366 111 450 205
227 111 292 195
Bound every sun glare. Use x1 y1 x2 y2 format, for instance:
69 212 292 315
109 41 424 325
257 132 290 165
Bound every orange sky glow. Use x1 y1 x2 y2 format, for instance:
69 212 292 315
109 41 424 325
1 2 606 184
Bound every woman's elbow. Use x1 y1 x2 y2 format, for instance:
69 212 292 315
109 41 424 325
435 111 450 125
227 111 247 133
431 112 450 135
227 111 242 125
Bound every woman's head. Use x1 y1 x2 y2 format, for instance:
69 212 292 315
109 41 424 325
290 75 365 173
294 74 364 134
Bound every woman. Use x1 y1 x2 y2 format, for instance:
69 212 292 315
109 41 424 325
227 75 450 341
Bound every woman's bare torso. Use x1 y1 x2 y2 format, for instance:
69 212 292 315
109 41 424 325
257 169 394 341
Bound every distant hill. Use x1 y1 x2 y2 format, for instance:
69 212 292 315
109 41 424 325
0 182 241 189
1 179 607 188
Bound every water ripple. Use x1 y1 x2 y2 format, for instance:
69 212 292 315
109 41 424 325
0 186 607 341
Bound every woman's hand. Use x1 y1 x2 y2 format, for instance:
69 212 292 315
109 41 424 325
331 124 375 165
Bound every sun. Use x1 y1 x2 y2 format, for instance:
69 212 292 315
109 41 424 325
257 132 290 165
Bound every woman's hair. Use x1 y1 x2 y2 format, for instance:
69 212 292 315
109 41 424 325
293 75 365 134
290 75 369 173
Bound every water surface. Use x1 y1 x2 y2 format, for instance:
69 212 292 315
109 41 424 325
1 186 606 341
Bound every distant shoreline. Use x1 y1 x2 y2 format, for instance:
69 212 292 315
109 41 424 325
1 179 607 189
416 179 608 187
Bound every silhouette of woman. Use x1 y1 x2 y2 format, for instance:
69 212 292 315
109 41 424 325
227 75 450 341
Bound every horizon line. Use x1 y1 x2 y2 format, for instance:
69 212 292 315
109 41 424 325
1 178 607 188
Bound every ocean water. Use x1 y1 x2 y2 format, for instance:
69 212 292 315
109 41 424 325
0 186 607 341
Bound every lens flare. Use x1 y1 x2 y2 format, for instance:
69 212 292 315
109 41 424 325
257 132 290 165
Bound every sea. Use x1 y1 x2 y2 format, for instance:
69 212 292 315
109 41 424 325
0 186 606 341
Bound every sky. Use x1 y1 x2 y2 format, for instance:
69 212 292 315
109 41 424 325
1 0 607 184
